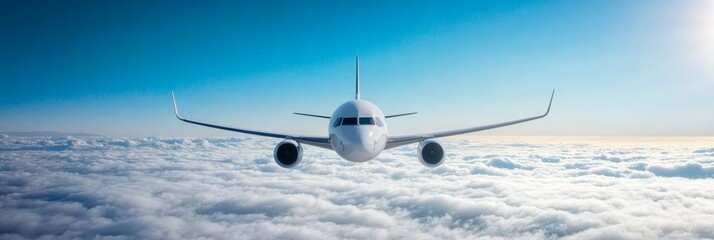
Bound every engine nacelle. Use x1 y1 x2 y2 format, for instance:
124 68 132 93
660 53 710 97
273 139 303 168
418 139 446 167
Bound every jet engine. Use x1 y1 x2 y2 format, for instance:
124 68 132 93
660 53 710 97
273 139 303 168
418 139 446 167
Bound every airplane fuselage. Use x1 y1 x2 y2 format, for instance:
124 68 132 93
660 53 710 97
329 100 388 162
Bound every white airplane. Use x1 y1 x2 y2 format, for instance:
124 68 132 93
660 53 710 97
171 57 554 168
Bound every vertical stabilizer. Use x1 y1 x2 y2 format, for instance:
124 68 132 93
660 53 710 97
355 56 360 99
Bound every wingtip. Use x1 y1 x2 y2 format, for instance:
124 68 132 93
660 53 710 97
545 89 555 116
171 90 181 120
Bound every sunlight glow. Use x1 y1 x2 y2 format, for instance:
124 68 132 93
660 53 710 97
697 1 714 80
676 0 714 81
699 2 714 51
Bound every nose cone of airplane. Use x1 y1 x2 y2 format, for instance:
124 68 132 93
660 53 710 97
328 99 389 163
337 128 382 162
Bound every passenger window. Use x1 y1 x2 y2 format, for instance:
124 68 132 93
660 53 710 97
333 117 342 127
359 117 374 125
342 117 358 125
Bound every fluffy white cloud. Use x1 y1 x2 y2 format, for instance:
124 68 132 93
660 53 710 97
1 136 714 239
646 162 714 178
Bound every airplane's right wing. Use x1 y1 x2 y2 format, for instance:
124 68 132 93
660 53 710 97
385 112 418 118
171 92 333 150
385 90 555 149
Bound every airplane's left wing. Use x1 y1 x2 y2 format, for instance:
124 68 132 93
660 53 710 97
385 90 554 149
171 91 333 150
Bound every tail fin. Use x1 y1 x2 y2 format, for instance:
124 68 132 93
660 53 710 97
355 56 360 100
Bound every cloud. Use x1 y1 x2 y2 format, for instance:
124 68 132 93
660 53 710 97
486 158 520 169
593 154 623 163
694 148 714 157
579 167 623 177
530 154 561 163
485 158 533 170
1 136 714 239
693 148 714 154
646 162 714 178
470 165 506 176
627 162 648 171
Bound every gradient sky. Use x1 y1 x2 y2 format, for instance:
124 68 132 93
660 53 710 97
1 0 712 137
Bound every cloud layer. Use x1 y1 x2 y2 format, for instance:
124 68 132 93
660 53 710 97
1 136 714 239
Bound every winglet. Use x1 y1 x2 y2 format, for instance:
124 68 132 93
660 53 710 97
355 56 360 100
544 89 555 116
171 90 182 120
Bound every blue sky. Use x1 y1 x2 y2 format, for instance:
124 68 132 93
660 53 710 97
1 0 712 137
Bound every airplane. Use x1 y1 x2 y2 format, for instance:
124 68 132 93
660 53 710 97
171 57 554 168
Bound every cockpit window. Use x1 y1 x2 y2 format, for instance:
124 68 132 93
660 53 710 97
375 118 384 127
333 117 383 127
342 117 358 125
359 117 374 125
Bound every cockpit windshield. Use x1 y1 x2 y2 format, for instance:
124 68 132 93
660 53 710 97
342 117 358 125
374 118 384 127
332 117 384 127
359 117 374 125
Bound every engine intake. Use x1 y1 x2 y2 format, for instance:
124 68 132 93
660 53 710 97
418 139 446 167
273 139 303 168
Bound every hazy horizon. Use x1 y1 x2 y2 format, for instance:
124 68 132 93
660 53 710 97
3 130 714 138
